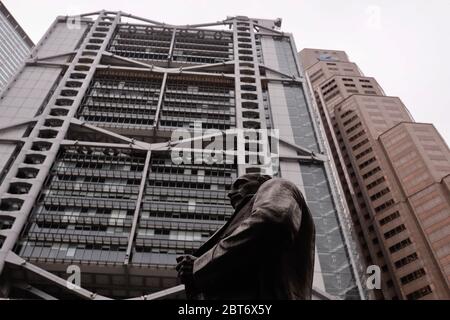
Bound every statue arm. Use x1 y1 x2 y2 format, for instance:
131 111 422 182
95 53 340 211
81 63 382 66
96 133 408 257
192 178 303 291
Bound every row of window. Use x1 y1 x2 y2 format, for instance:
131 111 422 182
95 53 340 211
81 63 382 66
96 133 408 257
374 199 395 213
384 224 406 239
355 146 372 160
346 122 362 135
362 166 381 179
359 156 376 170
370 187 390 202
389 238 412 253
379 211 400 226
400 268 426 285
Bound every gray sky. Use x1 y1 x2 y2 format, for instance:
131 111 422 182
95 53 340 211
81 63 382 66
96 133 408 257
4 0 450 143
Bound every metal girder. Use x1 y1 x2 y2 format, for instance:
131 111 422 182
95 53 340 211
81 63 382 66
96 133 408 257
0 119 36 133
0 139 22 144
124 150 151 265
25 61 69 68
13 282 58 300
32 51 77 62
96 64 235 79
261 76 302 84
177 60 234 72
260 64 303 82
253 23 284 35
69 118 150 150
119 12 172 27
175 21 230 29
4 251 111 300
127 284 185 300
60 139 140 150
78 11 103 18
153 73 168 127
278 137 327 161
102 52 165 71
103 37 235 75
126 284 336 300
167 27 177 67
279 155 325 163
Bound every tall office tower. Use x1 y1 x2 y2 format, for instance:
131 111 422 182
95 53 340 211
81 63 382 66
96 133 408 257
0 11 365 300
299 48 450 300
0 1 34 91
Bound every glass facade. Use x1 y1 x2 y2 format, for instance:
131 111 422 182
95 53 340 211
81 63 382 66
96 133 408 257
264 36 363 299
0 3 33 91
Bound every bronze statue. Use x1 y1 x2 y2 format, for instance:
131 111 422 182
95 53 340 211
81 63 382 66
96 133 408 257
176 174 315 299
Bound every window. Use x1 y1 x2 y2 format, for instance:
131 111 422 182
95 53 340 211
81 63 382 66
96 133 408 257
389 238 412 253
400 268 426 285
169 230 202 241
379 211 400 226
349 130 366 142
321 79 336 90
352 138 370 151
362 166 381 179
323 89 340 102
309 69 324 83
395 253 419 269
367 176 385 190
359 157 376 169
370 187 390 201
355 147 373 160
384 224 406 239
67 245 77 257
406 286 432 300
374 199 395 213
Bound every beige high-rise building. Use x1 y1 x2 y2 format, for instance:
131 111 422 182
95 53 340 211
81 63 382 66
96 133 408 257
299 48 450 300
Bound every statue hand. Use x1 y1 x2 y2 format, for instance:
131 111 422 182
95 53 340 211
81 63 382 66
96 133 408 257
176 255 197 285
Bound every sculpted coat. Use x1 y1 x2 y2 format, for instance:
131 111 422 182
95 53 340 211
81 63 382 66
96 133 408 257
186 177 316 300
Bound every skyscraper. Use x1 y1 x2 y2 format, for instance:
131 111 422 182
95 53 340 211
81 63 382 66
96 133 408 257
299 48 450 299
0 11 365 300
0 1 34 91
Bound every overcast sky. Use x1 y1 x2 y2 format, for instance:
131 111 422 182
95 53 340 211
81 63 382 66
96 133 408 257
4 0 450 143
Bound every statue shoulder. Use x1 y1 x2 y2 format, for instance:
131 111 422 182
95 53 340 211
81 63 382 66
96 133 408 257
260 178 301 193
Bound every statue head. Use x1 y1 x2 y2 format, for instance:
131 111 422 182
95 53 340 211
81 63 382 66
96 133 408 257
227 173 272 209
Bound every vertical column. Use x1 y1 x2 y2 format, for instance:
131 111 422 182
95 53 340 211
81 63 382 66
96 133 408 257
0 11 121 276
232 18 272 176
124 150 151 265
